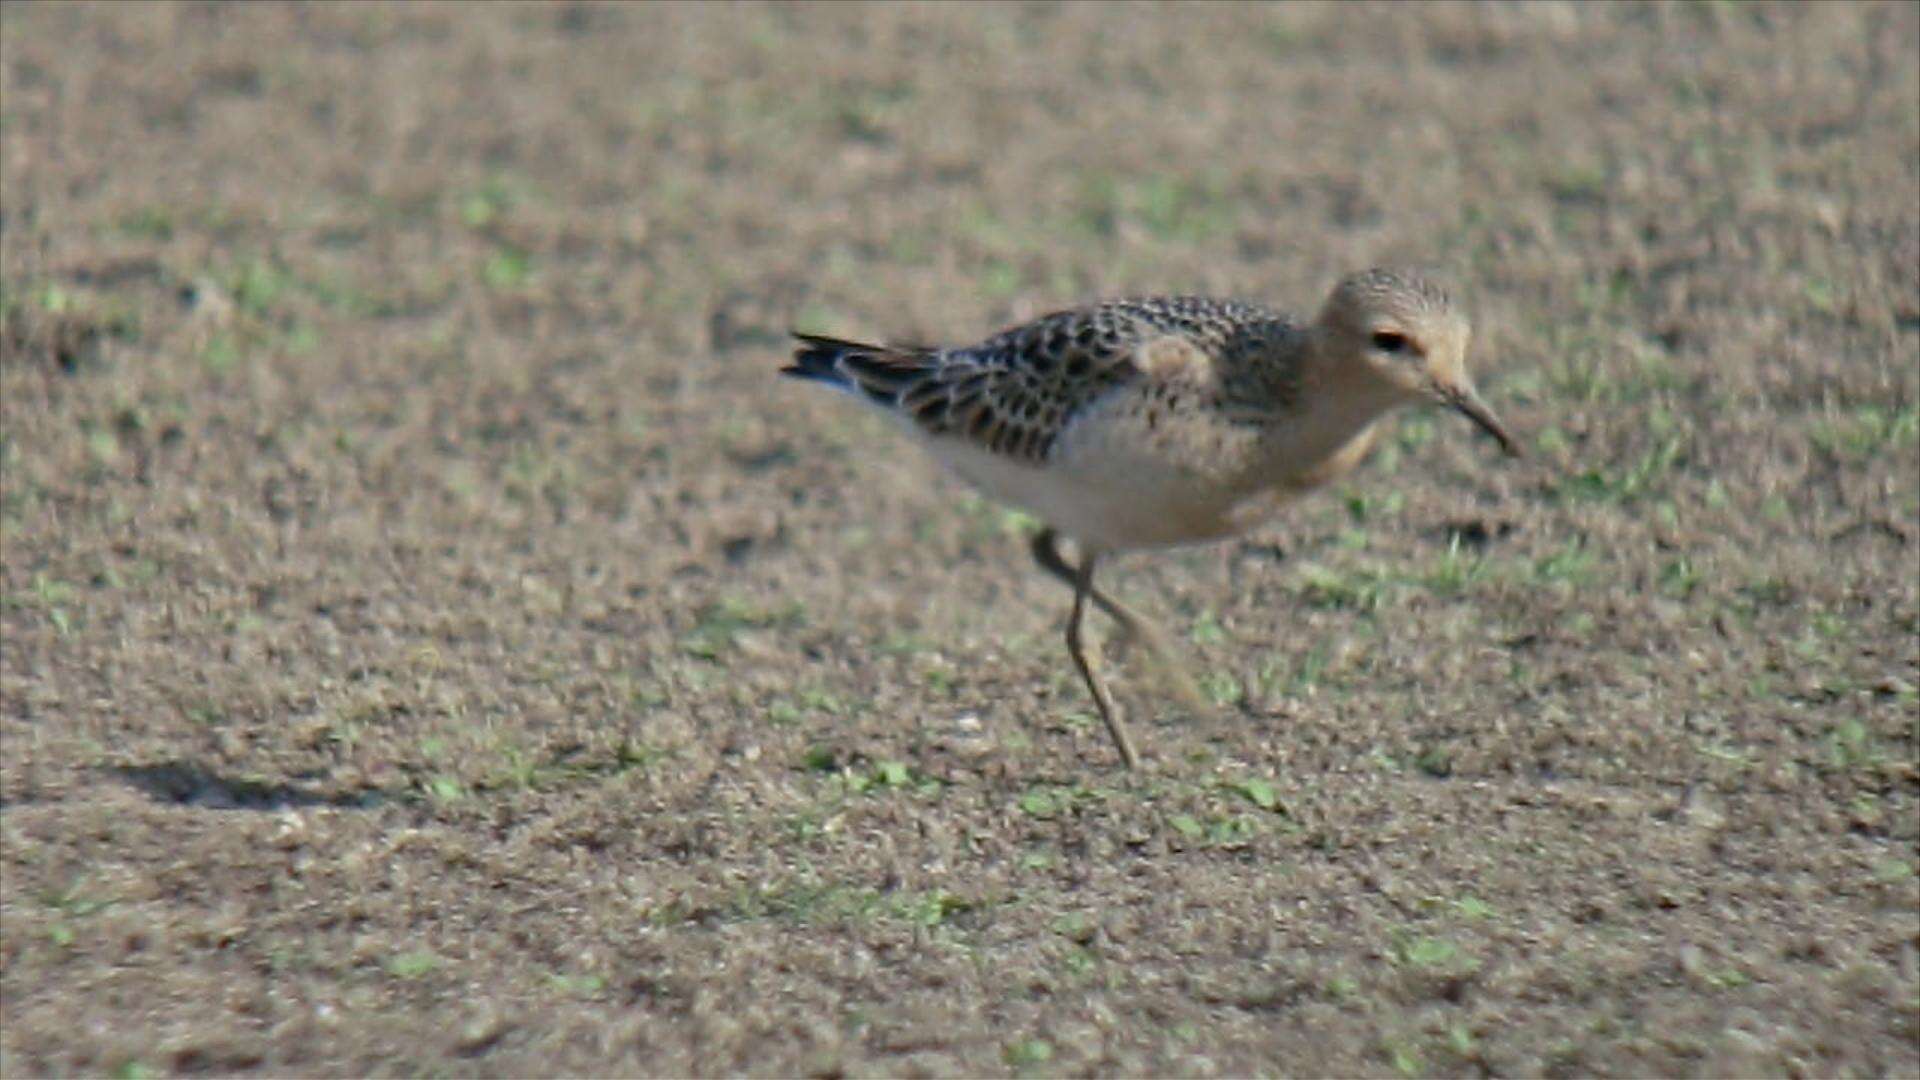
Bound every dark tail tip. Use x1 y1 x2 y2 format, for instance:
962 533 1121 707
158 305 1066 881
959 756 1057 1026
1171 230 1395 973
783 332 872 385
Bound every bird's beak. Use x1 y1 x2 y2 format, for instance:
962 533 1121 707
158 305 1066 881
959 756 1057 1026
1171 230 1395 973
1437 381 1520 457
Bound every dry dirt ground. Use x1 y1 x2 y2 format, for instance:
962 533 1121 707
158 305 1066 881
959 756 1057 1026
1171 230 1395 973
2 2 1917 1077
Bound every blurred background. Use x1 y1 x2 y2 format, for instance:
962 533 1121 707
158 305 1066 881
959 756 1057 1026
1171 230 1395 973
3 3 1915 1076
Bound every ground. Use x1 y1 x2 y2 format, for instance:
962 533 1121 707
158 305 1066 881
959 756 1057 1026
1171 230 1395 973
2 2 1917 1077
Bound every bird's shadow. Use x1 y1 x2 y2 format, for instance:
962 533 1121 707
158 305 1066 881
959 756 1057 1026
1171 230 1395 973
106 761 394 812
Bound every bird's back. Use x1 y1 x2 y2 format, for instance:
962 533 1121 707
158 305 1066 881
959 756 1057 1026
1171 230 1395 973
972 295 1290 366
789 297 1300 461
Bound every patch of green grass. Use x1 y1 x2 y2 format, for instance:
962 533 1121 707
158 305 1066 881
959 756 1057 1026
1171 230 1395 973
481 740 662 793
1556 432 1687 504
1697 740 1755 768
837 758 936 796
226 256 299 318
385 951 444 979
1048 911 1097 943
1413 744 1453 778
1533 540 1596 586
1018 784 1103 819
876 631 933 657
1074 170 1233 245
1658 555 1703 599
1200 669 1244 707
1384 1038 1425 1078
955 493 1042 541
1394 412 1437 451
1295 562 1392 612
1823 718 1887 772
1003 1037 1054 1071
1390 929 1475 973
1346 490 1405 523
40 879 117 946
1226 776 1282 812
681 596 807 660
481 246 534 290
1323 974 1361 1003
11 573 78 609
1810 405 1919 462
1018 849 1056 873
1397 936 1458 968
900 889 972 928
1451 895 1496 920
1189 607 1228 646
1421 535 1491 596
1167 810 1262 848
201 330 246 374
425 775 466 804
116 205 175 240
1871 859 1914 884
796 684 845 714
545 972 606 998
1258 642 1338 699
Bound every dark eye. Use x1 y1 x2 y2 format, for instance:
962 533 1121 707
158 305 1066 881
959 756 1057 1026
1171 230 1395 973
1371 330 1409 354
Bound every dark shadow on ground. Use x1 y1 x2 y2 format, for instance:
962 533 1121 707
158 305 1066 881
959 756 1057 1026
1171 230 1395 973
106 762 396 811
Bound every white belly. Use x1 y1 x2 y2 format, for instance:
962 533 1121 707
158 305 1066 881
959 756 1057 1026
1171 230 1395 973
923 434 1249 552
883 384 1394 553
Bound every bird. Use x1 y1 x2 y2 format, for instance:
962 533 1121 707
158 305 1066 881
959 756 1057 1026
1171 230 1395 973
783 268 1519 769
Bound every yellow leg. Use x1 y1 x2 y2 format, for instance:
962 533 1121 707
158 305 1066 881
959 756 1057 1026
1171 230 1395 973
1063 547 1141 770
1031 529 1207 715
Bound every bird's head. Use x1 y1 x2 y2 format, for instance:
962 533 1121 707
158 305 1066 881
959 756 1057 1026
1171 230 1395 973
1314 268 1519 456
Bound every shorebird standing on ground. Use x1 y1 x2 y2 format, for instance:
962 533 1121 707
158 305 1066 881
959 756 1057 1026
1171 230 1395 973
784 268 1519 769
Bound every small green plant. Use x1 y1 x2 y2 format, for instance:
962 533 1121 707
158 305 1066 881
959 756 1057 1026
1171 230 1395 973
482 247 533 290
425 775 465 804
681 596 805 660
1297 562 1392 611
1559 433 1686 503
841 758 930 796
1658 556 1703 598
546 972 606 998
1019 786 1076 818
117 206 175 240
1386 1040 1425 1078
1229 776 1281 811
1392 933 1462 969
1810 405 1919 462
1824 719 1883 771
1004 1038 1054 1070
1201 670 1244 707
1422 535 1489 596
1452 895 1495 920
1534 540 1596 585
385 950 443 978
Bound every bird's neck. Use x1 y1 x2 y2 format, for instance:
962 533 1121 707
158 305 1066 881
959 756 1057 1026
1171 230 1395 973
1249 331 1412 486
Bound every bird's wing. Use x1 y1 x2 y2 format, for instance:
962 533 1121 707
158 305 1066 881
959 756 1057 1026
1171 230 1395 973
788 297 1284 463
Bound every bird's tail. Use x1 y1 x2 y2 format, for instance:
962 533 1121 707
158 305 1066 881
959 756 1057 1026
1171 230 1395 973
783 332 936 406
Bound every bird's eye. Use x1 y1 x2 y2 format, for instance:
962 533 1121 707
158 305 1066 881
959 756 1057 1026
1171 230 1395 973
1371 330 1409 354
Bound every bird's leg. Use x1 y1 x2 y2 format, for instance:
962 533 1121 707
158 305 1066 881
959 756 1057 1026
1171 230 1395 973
1030 529 1207 714
1064 548 1140 770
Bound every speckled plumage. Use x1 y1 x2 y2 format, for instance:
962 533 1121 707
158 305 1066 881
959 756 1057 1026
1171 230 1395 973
785 268 1518 768
791 295 1298 467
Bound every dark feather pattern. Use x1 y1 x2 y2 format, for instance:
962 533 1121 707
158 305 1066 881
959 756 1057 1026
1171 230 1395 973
786 297 1299 463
